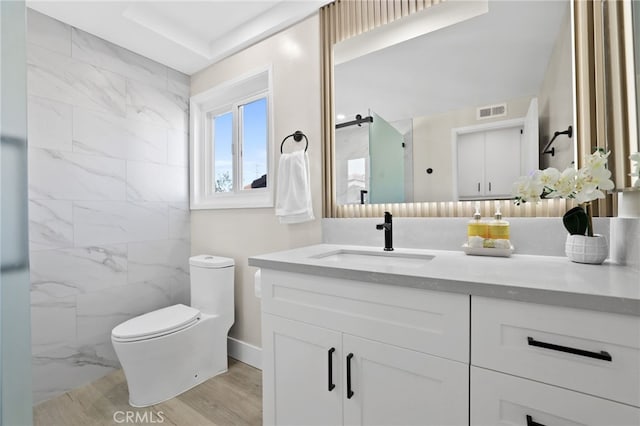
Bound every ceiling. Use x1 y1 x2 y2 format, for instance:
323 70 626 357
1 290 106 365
334 0 570 124
27 0 330 75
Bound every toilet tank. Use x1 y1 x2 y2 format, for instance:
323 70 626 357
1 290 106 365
189 255 235 317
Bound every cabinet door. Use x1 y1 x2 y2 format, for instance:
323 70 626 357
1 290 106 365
471 367 640 426
262 314 342 426
484 126 522 197
472 296 640 407
457 131 485 198
343 334 468 426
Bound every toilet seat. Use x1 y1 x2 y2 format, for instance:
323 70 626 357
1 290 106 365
112 304 201 343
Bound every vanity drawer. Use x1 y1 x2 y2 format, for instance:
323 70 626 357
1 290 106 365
471 296 640 407
260 269 470 362
471 366 640 426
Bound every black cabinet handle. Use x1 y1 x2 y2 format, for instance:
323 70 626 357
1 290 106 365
527 337 612 361
328 348 335 391
489 182 492 191
477 182 480 192
526 415 546 426
346 353 354 399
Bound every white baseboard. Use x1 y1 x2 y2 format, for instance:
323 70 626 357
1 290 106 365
228 336 262 370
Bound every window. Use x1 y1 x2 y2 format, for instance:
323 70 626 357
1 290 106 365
190 69 273 209
209 96 268 194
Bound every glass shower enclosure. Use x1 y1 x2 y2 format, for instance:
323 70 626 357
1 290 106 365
335 111 408 205
1 1 34 424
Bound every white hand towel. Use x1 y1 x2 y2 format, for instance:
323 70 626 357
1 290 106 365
275 150 314 224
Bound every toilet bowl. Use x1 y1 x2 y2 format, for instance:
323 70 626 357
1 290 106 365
111 255 234 407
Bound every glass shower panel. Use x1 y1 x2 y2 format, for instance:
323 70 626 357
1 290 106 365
368 112 405 204
1 1 34 424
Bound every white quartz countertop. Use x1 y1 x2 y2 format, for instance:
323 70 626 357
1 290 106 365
248 244 640 316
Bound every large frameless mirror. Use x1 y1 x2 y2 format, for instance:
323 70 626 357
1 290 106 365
630 0 640 189
333 0 576 207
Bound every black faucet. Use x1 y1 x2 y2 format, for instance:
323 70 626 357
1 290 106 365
376 211 393 251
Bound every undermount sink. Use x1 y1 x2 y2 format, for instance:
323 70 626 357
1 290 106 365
310 248 434 268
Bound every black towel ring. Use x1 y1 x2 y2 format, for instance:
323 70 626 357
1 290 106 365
280 130 308 154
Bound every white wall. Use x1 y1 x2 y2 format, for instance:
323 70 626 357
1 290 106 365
26 10 191 403
538 8 574 170
190 15 323 348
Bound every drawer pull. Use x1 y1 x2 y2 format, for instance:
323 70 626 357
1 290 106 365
346 353 354 399
526 415 546 426
527 337 612 362
328 348 335 391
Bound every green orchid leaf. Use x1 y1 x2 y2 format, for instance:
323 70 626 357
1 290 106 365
562 206 588 235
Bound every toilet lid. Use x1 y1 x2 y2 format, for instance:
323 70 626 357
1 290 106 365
189 254 234 268
112 304 200 341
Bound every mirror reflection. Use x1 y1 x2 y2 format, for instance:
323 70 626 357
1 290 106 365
334 0 575 205
633 0 640 145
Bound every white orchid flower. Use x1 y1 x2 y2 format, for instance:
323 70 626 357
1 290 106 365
512 175 543 203
585 149 610 169
512 149 615 207
539 167 560 189
547 168 577 199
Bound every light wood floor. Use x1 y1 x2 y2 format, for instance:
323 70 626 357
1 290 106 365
34 358 262 426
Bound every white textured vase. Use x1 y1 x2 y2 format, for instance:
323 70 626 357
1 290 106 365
565 234 609 264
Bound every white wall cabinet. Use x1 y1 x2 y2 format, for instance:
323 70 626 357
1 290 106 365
456 125 522 199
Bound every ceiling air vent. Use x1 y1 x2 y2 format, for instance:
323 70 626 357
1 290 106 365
476 103 507 120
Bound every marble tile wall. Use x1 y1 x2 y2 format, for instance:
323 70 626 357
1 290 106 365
26 9 191 403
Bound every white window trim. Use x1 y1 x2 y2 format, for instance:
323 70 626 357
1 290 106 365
190 67 274 210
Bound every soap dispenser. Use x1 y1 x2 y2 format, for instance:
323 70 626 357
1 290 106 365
467 204 488 246
488 206 510 241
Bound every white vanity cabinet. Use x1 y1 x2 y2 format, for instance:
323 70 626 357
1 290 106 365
252 244 640 426
262 315 342 426
470 297 640 425
471 367 640 426
342 334 468 426
260 270 470 426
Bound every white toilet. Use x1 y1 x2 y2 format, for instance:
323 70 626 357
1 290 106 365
111 255 234 407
